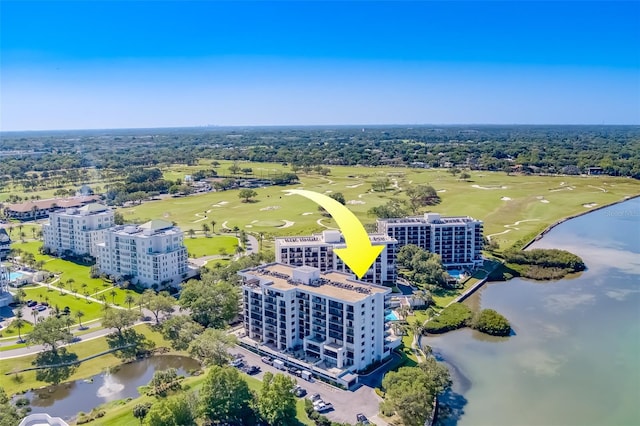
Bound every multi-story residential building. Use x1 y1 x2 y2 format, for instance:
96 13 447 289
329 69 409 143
96 219 190 288
0 228 10 260
377 213 484 269
43 204 114 257
239 263 401 377
4 195 101 221
275 230 397 285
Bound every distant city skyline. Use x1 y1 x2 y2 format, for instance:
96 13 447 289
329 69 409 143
1 1 639 131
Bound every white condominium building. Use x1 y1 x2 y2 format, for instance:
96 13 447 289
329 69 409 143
275 230 397 285
43 203 114 257
377 213 484 269
96 219 188 288
239 263 400 372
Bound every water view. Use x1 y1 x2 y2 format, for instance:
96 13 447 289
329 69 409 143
23 355 200 420
428 198 640 426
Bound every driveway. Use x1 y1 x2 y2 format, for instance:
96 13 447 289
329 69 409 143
229 345 388 425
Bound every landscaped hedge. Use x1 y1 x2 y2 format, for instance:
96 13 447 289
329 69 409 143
423 303 472 334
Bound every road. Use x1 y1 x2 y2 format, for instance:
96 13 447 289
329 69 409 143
229 345 389 426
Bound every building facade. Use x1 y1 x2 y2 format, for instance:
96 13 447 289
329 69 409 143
275 230 397 285
0 228 10 260
377 213 484 269
43 204 114 257
96 219 189 287
239 263 400 373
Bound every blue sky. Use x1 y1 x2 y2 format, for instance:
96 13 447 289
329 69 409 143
1 1 639 130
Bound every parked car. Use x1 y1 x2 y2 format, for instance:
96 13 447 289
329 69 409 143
308 393 322 403
36 305 47 312
356 413 370 425
261 356 273 365
243 365 260 375
313 401 333 413
292 385 307 398
230 358 244 368
26 300 37 307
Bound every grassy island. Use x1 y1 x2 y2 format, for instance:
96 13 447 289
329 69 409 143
496 248 586 280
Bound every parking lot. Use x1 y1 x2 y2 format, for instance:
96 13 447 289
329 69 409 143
229 345 388 425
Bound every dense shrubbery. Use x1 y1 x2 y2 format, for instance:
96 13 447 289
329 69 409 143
473 309 511 336
423 303 472 334
502 248 585 280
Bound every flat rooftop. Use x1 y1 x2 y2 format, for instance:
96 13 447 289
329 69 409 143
276 233 395 246
379 215 481 225
241 263 389 303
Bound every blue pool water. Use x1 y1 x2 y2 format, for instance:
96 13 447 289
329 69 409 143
448 269 463 279
9 272 26 281
385 310 399 321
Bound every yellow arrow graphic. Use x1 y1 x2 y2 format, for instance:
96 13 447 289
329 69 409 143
286 189 384 279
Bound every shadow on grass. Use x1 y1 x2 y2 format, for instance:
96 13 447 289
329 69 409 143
106 329 155 361
33 347 79 385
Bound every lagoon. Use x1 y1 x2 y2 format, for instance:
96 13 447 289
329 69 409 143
428 198 640 426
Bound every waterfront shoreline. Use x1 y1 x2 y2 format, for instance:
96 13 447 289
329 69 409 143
521 194 640 250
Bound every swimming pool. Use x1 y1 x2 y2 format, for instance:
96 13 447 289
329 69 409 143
9 272 26 281
447 269 463 280
385 310 399 321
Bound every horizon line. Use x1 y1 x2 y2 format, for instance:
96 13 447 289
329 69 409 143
2 122 639 134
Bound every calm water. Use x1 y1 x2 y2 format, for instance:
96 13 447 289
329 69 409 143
23 355 200 420
427 198 640 426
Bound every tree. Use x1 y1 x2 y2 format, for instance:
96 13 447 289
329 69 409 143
258 372 297 426
76 310 85 329
161 316 204 351
188 328 236 366
102 308 138 337
381 360 451 426
0 386 25 426
409 319 424 346
132 403 151 426
179 279 239 328
202 223 210 236
473 309 511 336
405 184 440 213
110 288 118 305
368 198 408 218
146 393 197 426
238 188 258 202
188 228 195 239
28 316 73 354
210 219 217 234
459 172 471 181
13 310 25 342
199 365 254 425
147 292 175 324
125 294 135 309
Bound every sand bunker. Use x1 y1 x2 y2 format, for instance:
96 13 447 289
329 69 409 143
540 199 550 203
472 184 507 190
316 218 338 230
501 197 511 201
583 203 598 208
347 200 366 205
346 183 364 188
278 220 295 229
245 225 253 228
260 206 281 211
588 185 607 193
302 212 314 216
437 189 447 193
324 190 333 194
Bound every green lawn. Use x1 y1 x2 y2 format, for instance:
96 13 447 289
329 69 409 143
0 319 34 339
183 235 238 258
0 324 173 396
21 286 105 322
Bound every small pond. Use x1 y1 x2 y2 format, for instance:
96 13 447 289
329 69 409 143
21 355 201 420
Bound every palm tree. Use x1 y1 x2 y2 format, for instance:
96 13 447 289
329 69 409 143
188 229 195 239
76 311 85 329
202 223 210 236
110 289 118 305
14 310 25 342
259 232 264 252
210 219 216 234
31 310 39 324
125 294 135 309
398 305 410 321
64 315 74 332
58 280 66 295
409 319 424 346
